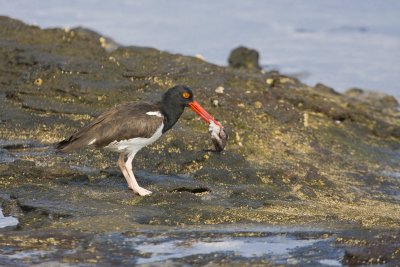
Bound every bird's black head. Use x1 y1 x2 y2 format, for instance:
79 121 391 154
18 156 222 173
160 85 221 134
159 85 194 133
161 85 194 108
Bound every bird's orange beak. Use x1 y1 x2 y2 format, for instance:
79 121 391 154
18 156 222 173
188 100 221 127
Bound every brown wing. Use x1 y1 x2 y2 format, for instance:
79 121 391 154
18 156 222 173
55 102 164 152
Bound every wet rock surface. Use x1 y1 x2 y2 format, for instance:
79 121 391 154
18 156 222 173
0 16 400 265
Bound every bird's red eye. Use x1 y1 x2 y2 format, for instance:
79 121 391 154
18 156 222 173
182 92 191 99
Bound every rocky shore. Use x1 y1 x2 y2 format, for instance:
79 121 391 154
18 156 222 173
0 16 399 265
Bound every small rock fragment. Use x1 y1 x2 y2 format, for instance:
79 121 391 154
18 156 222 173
254 101 262 109
97 95 106 101
215 86 224 94
266 78 274 85
235 132 241 142
34 78 43 86
237 103 245 108
99 37 106 48
279 77 293 84
195 54 205 60
212 99 219 107
303 113 309 127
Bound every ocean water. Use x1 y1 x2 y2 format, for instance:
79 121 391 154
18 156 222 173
1 0 399 99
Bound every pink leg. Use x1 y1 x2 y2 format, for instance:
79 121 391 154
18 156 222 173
125 153 152 196
117 153 133 189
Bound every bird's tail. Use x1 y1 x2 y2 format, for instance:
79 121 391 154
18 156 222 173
55 113 106 153
54 135 92 153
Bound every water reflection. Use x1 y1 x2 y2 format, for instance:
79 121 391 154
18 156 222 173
135 235 320 264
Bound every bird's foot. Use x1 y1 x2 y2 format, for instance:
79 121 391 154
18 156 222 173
133 187 152 196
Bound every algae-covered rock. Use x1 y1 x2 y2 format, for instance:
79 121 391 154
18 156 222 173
1 16 400 265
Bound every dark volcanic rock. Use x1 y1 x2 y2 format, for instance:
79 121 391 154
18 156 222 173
1 14 400 227
0 16 400 266
345 87 399 110
228 46 261 70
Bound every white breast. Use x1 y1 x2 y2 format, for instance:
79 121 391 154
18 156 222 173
104 123 164 156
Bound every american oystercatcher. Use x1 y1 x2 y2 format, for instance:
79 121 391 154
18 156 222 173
56 85 222 196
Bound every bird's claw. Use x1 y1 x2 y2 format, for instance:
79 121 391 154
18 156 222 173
134 187 152 196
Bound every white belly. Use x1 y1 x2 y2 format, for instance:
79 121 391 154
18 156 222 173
104 123 163 155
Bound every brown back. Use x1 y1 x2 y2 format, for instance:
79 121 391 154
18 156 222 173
56 102 163 152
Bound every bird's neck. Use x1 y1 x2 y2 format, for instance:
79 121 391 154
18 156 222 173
158 101 185 133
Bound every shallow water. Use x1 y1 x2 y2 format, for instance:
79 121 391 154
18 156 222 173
134 235 325 265
0 208 19 229
125 226 343 265
0 225 345 266
1 0 399 99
